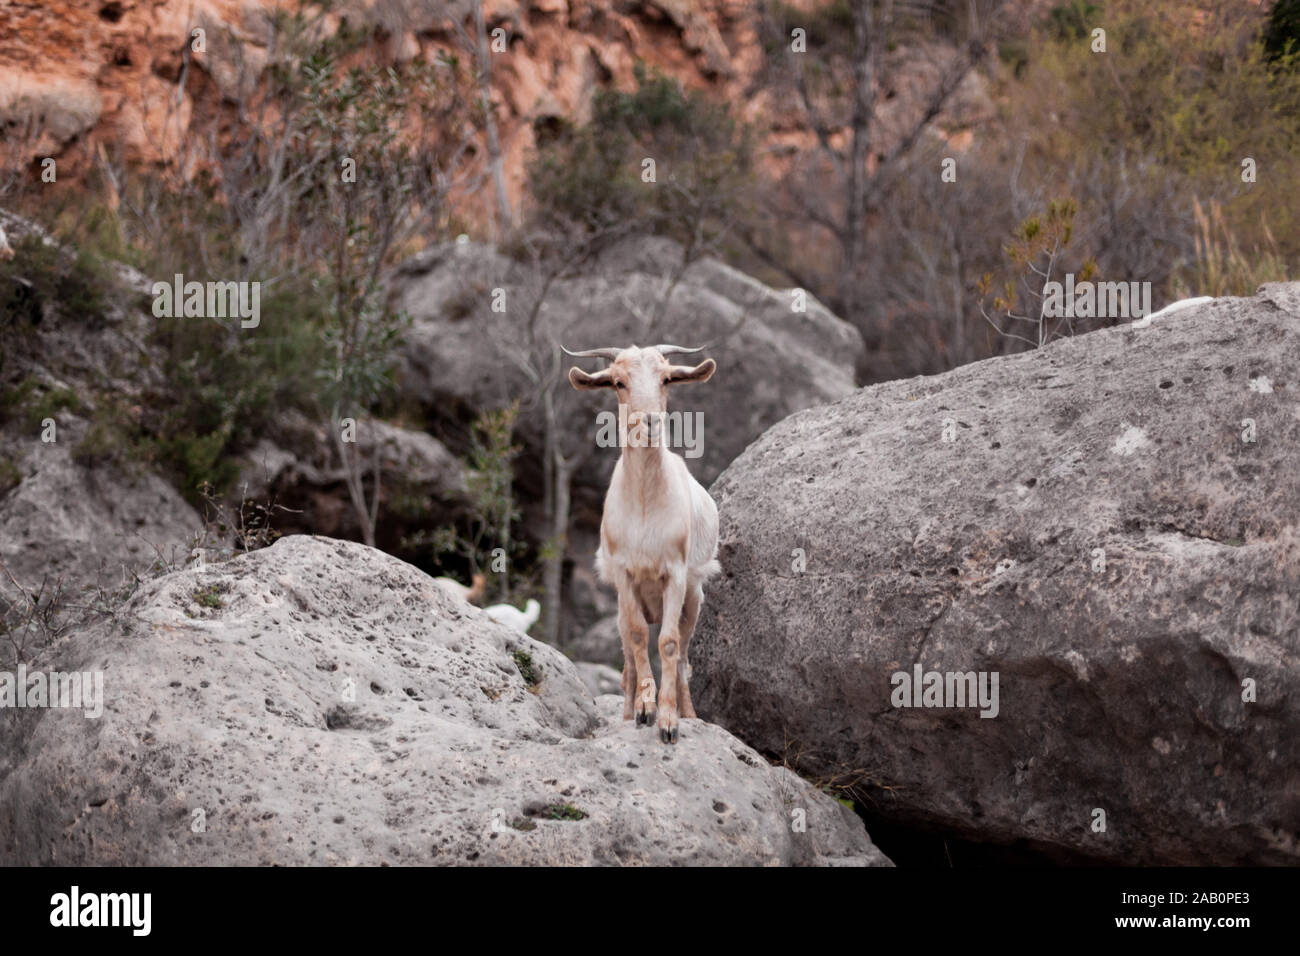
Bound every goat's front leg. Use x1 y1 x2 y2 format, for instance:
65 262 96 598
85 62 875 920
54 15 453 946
656 568 688 744
617 583 655 725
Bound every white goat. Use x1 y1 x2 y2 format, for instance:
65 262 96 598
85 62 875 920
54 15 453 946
485 598 541 634
567 344 720 744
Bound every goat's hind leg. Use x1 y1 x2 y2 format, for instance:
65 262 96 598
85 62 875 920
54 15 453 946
619 643 636 720
617 582 656 725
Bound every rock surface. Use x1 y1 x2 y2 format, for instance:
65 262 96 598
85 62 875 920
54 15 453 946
0 535 889 866
233 414 468 547
567 613 622 667
693 287 1300 865
0 422 201 599
573 660 621 698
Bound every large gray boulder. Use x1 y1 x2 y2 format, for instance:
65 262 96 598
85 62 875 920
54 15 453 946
692 285 1300 865
387 235 863 490
566 613 623 668
0 535 889 866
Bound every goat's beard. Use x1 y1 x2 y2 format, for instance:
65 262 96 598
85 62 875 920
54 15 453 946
621 407 665 449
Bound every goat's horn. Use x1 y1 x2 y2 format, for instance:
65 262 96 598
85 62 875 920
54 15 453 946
561 345 624 360
651 344 708 356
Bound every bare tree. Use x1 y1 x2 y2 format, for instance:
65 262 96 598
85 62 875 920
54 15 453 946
470 0 514 233
494 225 632 645
751 0 1008 326
106 4 478 547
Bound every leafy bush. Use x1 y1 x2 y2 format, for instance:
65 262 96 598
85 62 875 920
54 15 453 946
978 199 1104 348
527 64 754 253
143 282 332 500
1047 1 1102 41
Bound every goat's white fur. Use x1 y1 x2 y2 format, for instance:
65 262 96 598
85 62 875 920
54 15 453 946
568 344 720 744
484 598 541 633
1131 296 1213 329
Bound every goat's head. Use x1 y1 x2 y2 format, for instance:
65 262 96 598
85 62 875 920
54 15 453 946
565 345 715 433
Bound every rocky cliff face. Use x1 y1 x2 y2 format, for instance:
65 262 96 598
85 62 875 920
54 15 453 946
0 1 992 230
692 284 1300 865
0 1 758 203
0 534 890 865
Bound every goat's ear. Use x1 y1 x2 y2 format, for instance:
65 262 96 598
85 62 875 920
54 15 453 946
569 366 615 390
666 358 715 386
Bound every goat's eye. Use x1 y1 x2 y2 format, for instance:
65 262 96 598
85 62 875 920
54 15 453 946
615 381 626 390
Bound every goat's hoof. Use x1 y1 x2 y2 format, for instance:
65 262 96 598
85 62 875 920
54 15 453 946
636 708 656 727
658 725 679 744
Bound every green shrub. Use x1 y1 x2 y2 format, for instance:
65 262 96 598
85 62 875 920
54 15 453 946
1047 1 1102 42
527 64 754 251
415 402 525 598
0 232 114 327
192 583 228 610
539 802 587 821
1264 0 1300 63
1001 0 1300 306
512 650 540 687
142 281 332 501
